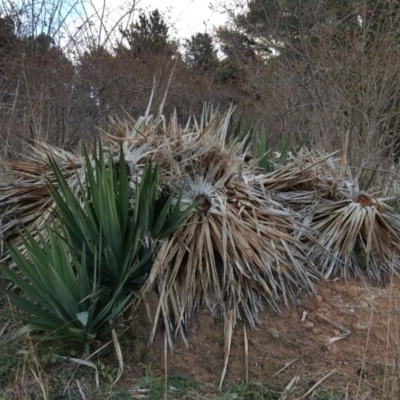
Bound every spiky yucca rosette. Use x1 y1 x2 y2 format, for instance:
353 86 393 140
125 114 320 347
0 110 160 257
302 187 400 284
246 145 400 284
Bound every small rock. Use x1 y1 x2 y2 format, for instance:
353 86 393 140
347 308 355 314
359 301 369 309
303 321 314 329
269 328 279 339
353 322 370 330
316 295 323 302
331 295 342 304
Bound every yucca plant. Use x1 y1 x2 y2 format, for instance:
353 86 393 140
0 144 195 345
137 113 319 351
48 145 195 294
226 116 309 172
303 190 400 284
0 226 129 343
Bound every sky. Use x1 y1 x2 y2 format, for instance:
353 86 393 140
136 0 228 39
8 0 230 48
88 0 229 42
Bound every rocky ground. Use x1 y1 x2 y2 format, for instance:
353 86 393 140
124 277 400 399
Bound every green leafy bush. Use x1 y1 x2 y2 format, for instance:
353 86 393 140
0 145 194 344
0 227 128 342
48 147 193 294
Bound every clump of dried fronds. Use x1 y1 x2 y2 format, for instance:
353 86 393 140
0 106 169 257
0 142 86 257
139 124 319 347
247 147 400 284
302 184 400 284
255 149 340 192
102 107 320 346
0 106 323 386
2 99 400 364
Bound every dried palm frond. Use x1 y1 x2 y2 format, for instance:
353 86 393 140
257 149 400 284
234 152 341 246
304 189 400 284
138 111 319 348
254 150 340 193
1 105 321 384
0 143 86 257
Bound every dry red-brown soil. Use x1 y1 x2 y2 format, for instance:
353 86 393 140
123 277 400 398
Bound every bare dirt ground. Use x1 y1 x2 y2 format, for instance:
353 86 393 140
124 277 400 399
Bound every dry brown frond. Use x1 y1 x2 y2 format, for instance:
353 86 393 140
258 150 400 284
138 112 318 348
254 150 340 193
4 101 400 372
0 143 85 258
303 190 400 284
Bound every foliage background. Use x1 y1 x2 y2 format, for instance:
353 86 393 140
1 0 399 189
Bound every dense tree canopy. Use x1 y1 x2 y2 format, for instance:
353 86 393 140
0 15 19 55
118 9 177 57
218 0 400 59
184 32 218 69
218 0 364 58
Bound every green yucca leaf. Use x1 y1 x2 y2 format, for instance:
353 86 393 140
117 149 129 231
0 227 125 346
152 194 174 237
0 288 61 324
256 129 308 172
159 190 198 239
76 311 89 327
277 139 291 166
1 142 198 347
49 144 195 294
258 128 271 170
295 128 310 155
227 116 253 152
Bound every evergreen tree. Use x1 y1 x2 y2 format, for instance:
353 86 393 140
219 0 361 58
24 32 55 54
184 32 218 69
119 9 176 57
0 15 21 55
